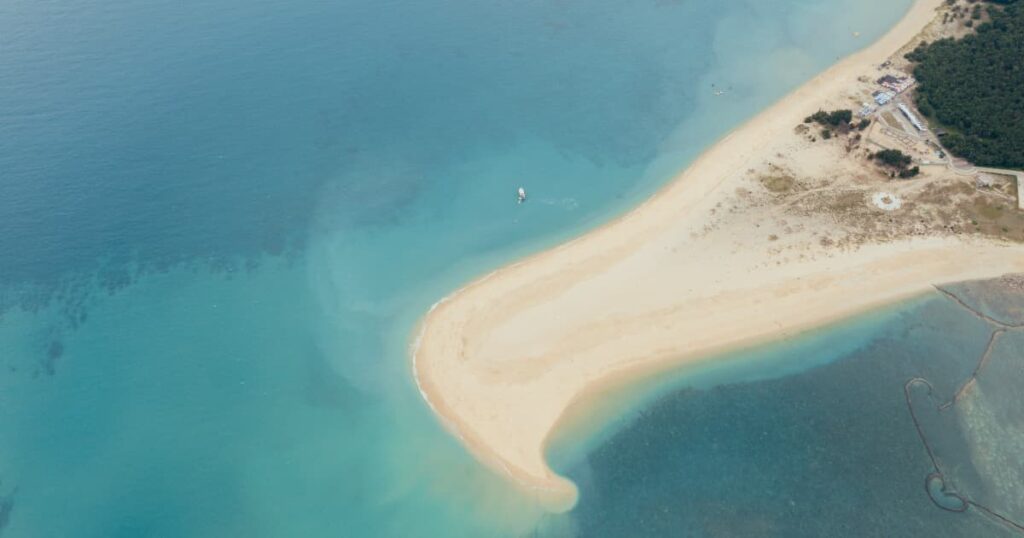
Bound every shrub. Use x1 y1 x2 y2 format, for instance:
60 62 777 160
874 149 913 168
898 166 921 178
805 109 853 127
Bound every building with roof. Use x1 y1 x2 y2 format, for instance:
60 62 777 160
898 103 927 132
877 75 915 94
873 91 895 106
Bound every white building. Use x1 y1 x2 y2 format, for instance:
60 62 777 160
874 91 895 106
898 103 927 132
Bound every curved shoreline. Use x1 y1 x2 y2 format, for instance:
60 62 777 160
410 0 1023 512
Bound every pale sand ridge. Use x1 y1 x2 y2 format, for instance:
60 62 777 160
411 0 1024 512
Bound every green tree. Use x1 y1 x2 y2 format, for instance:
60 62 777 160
804 109 853 127
874 149 913 168
905 2 1024 168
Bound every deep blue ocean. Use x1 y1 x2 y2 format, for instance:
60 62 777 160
7 0 1021 536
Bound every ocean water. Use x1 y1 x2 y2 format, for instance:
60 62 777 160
0 0 938 536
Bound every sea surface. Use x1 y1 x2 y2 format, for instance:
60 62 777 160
10 0 1019 536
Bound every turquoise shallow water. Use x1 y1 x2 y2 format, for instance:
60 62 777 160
0 0 970 535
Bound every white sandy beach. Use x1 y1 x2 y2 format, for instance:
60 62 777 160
412 0 1024 511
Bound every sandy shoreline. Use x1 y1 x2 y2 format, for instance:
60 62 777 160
411 0 1024 512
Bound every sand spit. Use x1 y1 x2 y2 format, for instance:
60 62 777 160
411 0 1023 511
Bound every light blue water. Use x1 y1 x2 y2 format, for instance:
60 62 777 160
0 0 919 535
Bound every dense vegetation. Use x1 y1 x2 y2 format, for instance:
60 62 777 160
803 109 868 140
906 1 1024 168
875 149 912 167
805 109 853 127
874 149 920 178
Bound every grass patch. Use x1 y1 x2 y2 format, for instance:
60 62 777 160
973 197 1005 220
960 195 1024 242
830 191 868 213
760 174 797 194
881 112 901 129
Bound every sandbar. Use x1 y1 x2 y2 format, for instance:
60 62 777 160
411 0 1024 511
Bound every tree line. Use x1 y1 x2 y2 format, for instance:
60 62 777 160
905 0 1023 169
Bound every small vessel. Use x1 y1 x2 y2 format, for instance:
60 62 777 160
517 187 527 204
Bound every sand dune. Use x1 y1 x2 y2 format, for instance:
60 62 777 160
411 0 1024 511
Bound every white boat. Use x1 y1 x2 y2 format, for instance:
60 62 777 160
517 187 527 204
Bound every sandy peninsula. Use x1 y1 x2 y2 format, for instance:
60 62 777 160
412 0 1024 511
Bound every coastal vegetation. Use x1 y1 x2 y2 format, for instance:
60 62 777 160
906 0 1024 168
874 149 912 168
804 109 869 142
899 167 922 179
873 149 920 178
805 109 853 127
760 173 798 194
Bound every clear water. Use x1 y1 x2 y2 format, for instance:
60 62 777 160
0 0 925 535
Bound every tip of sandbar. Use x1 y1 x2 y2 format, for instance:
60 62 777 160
524 473 579 514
